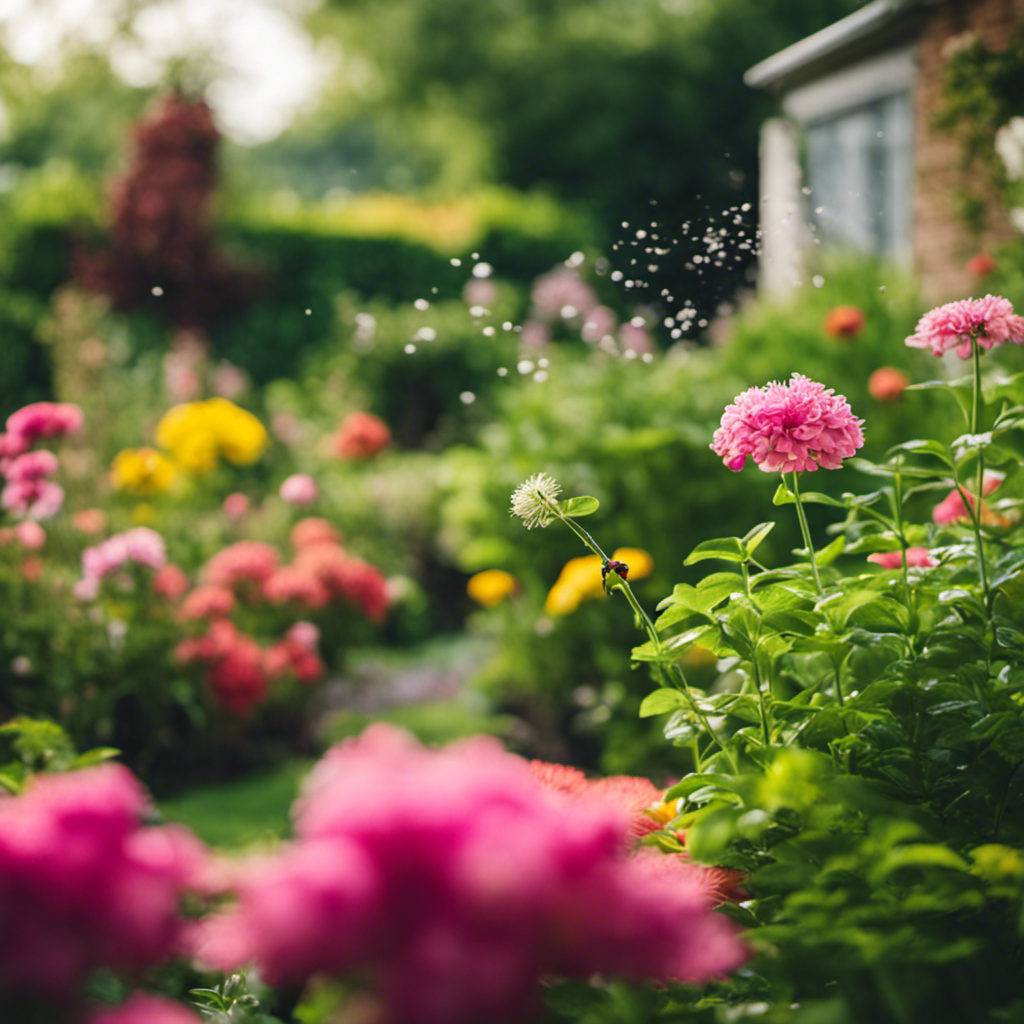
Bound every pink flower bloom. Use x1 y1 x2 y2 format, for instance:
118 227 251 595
581 305 618 343
1 479 64 519
0 431 29 467
0 764 207 1003
262 566 331 609
330 412 391 460
286 620 320 651
711 373 864 473
88 993 203 1024
932 473 1004 525
222 492 251 521
206 636 268 714
201 541 280 589
193 726 745 1022
519 320 551 349
263 638 324 684
72 508 107 535
6 402 83 443
279 473 319 505
463 277 498 307
868 547 936 569
179 585 236 620
152 563 190 600
530 266 598 320
290 517 342 549
4 449 58 482
80 528 166 583
212 361 249 399
13 520 46 551
122 527 167 570
619 322 653 355
906 294 1024 358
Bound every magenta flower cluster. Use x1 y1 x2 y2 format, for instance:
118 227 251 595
194 725 746 1024
905 294 1024 358
711 373 864 473
0 763 207 1006
0 402 82 519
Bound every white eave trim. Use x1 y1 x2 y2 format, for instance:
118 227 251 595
745 0 933 93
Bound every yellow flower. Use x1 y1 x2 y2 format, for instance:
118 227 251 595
155 399 268 473
110 447 178 495
467 569 518 607
544 548 654 616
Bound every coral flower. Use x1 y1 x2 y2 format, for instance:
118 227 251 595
967 254 996 276
330 411 391 460
279 473 319 505
868 366 911 402
932 473 1005 525
290 517 342 549
905 294 1024 358
711 374 864 473
868 547 936 569
201 541 280 589
823 305 866 338
180 585 236 620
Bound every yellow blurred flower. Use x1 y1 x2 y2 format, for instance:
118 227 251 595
544 548 654 616
110 447 179 495
155 399 268 473
466 569 519 607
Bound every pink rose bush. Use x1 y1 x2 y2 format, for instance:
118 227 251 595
193 726 746 1024
0 764 207 1008
712 373 864 473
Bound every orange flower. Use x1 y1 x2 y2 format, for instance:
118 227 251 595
967 253 996 276
823 305 866 338
868 366 910 402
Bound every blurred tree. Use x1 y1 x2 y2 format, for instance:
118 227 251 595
286 0 867 333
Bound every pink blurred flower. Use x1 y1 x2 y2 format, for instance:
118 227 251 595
0 764 207 1003
222 492 251 521
293 543 389 622
519 320 551 349
0 432 29 470
868 547 936 569
1 479 65 519
262 566 331 609
330 412 390 460
932 473 1004 525
279 473 319 506
13 520 46 550
868 366 911 402
906 294 1024 358
19 555 42 581
286 620 320 651
463 278 498 307
6 402 83 443
212 361 249 399
263 637 324 684
81 528 167 583
581 305 618 342
179 585 236 620
193 726 746 1022
88 993 203 1024
4 449 58 482
711 374 864 473
619 321 653 355
201 541 280 590
531 266 598 320
152 563 190 600
290 517 342 549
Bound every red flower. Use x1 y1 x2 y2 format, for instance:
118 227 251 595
967 253 996 276
330 412 390 460
868 366 911 402
823 305 866 338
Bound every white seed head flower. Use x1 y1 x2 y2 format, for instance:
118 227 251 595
510 472 561 529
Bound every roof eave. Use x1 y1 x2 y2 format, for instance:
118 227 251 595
745 0 936 94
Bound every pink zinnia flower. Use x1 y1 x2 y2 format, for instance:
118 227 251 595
279 473 319 505
711 373 864 473
290 517 342 549
906 294 1024 358
222 492 251 521
868 547 936 569
179 585 236 620
262 566 331 609
152 563 190 600
13 520 46 551
6 401 83 443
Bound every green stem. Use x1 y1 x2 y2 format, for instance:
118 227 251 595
891 461 914 612
541 495 739 773
969 339 991 605
790 472 822 596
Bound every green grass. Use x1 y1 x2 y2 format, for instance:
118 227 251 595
157 758 312 849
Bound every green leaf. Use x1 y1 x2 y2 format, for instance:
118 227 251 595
684 536 745 564
71 747 121 769
885 439 954 466
639 688 688 718
664 773 745 802
742 521 775 557
556 496 599 518
775 484 845 508
875 844 970 878
656 573 742 616
816 534 846 566
773 482 794 506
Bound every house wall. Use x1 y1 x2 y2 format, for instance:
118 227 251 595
915 0 1024 300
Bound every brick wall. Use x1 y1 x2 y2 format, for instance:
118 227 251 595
915 0 1024 300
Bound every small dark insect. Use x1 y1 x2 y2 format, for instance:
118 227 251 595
602 559 630 590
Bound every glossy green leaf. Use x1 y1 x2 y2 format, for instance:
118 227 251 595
556 495 599 518
742 521 775 557
639 688 688 718
884 439 954 466
684 536 745 564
